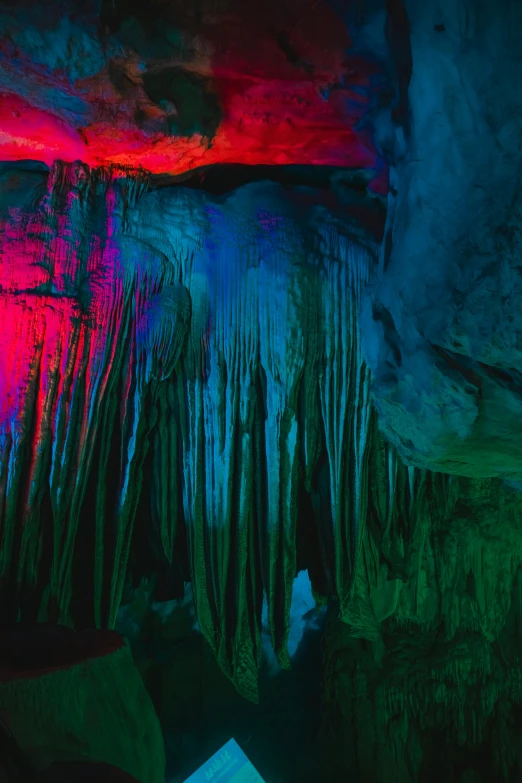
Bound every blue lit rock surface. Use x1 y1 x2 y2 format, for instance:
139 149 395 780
361 0 522 478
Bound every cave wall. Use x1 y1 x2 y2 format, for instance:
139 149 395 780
361 0 522 478
0 0 521 780
322 475 522 782
118 468 522 782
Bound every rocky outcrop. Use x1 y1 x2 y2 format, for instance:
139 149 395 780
0 626 164 783
361 0 522 478
3 157 521 726
2 1 522 781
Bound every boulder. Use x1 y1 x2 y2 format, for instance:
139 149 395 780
0 625 165 783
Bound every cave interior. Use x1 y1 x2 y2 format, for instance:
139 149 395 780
0 1 521 782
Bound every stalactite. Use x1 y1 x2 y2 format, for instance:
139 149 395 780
257 225 310 671
0 163 192 628
316 228 373 624
2 162 499 715
0 162 120 625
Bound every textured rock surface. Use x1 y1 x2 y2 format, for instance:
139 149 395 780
361 0 522 478
321 475 522 781
0 628 165 782
1 155 522 756
118 469 522 781
0 0 388 187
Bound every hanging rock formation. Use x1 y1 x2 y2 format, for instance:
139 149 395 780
0 160 393 701
3 159 522 776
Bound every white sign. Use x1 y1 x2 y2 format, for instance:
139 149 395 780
182 738 266 783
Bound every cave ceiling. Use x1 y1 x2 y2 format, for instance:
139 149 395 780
0 0 389 190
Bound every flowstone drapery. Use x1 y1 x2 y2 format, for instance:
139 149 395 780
0 161 456 702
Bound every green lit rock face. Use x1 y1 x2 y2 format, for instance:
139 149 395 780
0 630 165 782
322 476 522 781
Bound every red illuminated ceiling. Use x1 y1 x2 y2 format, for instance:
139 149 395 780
0 1 384 182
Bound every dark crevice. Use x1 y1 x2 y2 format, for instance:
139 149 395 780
386 0 413 137
150 163 380 195
151 164 387 241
